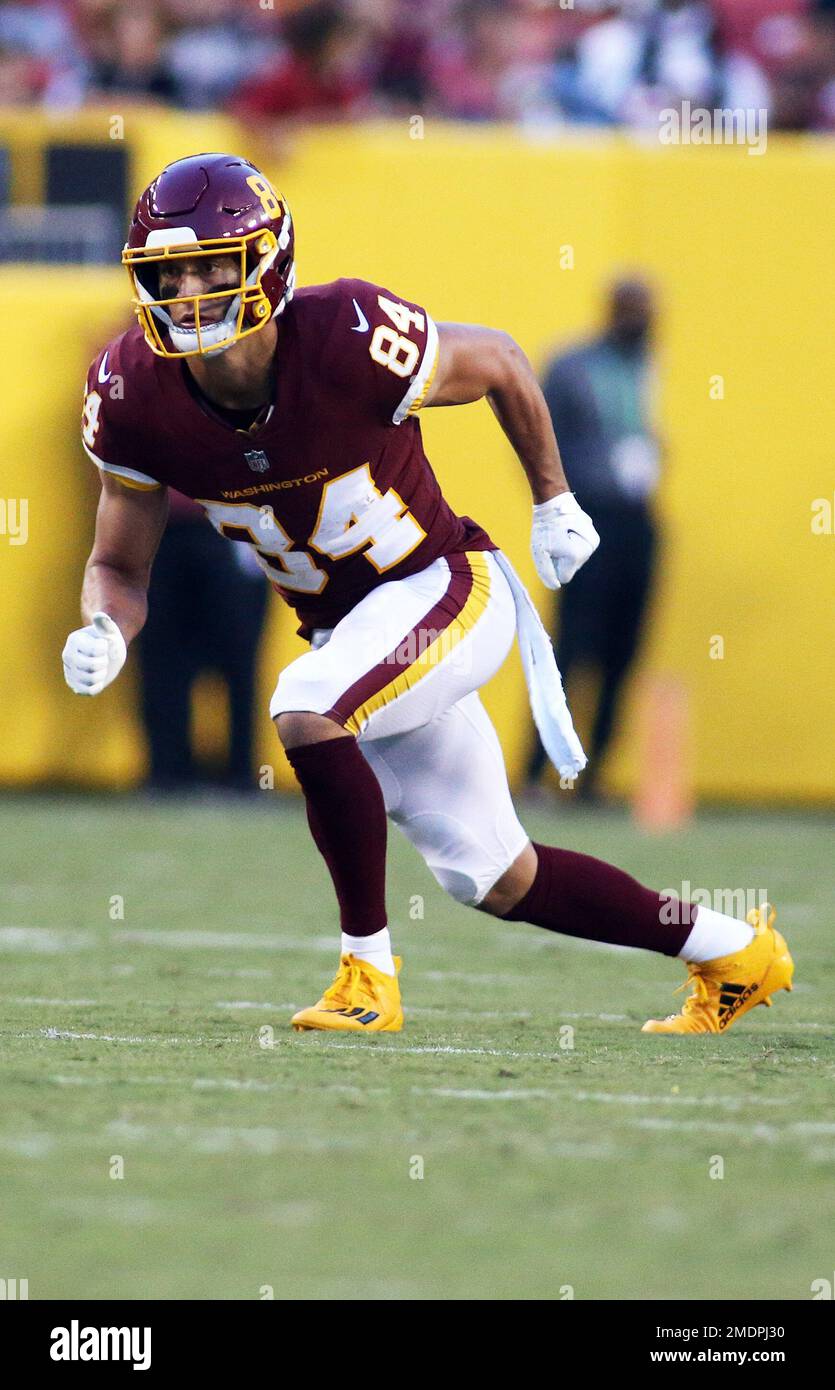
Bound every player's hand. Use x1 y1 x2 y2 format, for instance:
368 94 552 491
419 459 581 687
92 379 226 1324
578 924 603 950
62 612 127 696
531 492 599 589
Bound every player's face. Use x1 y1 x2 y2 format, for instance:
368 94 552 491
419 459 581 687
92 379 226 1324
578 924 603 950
157 253 241 327
609 282 654 349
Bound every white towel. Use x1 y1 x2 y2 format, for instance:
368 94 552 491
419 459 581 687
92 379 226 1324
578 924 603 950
494 550 587 781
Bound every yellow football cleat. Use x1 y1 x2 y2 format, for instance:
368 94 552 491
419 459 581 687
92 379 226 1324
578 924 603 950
641 904 793 1035
291 954 403 1033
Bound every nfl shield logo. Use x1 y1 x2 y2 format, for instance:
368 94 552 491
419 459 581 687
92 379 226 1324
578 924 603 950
244 449 270 473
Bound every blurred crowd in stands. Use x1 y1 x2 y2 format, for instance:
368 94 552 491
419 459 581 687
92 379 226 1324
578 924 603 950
1 0 835 132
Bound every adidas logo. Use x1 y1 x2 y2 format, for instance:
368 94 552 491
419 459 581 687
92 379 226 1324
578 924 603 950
322 1007 379 1024
717 981 757 1029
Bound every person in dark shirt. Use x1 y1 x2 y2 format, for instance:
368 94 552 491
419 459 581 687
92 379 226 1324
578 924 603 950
137 490 269 793
525 277 661 802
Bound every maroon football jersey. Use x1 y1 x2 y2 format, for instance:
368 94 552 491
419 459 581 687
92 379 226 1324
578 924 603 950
82 278 495 636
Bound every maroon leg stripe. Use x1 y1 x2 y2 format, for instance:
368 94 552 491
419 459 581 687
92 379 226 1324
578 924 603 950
325 554 475 727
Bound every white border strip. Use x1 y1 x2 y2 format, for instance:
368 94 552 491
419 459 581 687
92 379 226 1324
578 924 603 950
392 313 439 424
83 441 161 489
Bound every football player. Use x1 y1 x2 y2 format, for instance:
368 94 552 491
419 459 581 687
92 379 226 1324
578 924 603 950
64 153 793 1035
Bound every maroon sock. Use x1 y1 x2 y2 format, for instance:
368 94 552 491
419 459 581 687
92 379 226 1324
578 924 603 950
285 737 387 937
503 842 695 956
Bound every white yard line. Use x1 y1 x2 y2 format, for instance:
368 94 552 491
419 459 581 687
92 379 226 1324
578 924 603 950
0 1133 56 1156
24 1033 573 1061
113 930 337 951
3 996 99 1007
15 1028 226 1047
55 1197 165 1224
408 1087 796 1107
214 1000 296 1011
0 927 96 953
571 1090 792 1109
41 1070 804 1115
206 968 272 979
41 1028 154 1044
191 1077 287 1092
408 1005 534 1020
49 1073 169 1087
290 1040 569 1060
562 1012 629 1022
630 1117 834 1143
413 1086 554 1101
101 1121 364 1154
0 925 335 954
46 1072 269 1090
49 1195 323 1227
45 1073 389 1098
421 971 530 986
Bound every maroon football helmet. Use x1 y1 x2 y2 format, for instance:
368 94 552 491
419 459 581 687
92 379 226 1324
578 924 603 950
122 152 295 357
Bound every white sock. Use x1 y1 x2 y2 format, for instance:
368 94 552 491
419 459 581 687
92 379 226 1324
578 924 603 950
679 906 755 964
342 927 395 976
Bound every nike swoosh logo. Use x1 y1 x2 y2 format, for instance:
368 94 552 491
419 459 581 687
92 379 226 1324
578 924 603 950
97 351 111 384
350 298 369 333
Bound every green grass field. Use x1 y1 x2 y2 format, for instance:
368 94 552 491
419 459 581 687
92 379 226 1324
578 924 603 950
0 793 832 1301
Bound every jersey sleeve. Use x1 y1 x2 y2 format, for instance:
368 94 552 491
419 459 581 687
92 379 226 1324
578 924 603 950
81 345 163 491
322 278 439 427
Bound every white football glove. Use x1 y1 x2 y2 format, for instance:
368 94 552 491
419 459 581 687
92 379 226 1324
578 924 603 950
62 612 127 696
531 492 600 589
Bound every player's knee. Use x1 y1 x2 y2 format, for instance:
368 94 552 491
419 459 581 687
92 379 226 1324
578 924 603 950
406 813 534 911
271 661 351 749
274 710 348 750
478 843 538 917
410 813 491 906
430 848 536 912
432 866 483 907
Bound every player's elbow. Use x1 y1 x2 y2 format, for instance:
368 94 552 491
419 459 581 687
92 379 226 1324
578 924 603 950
86 553 150 594
488 331 533 395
